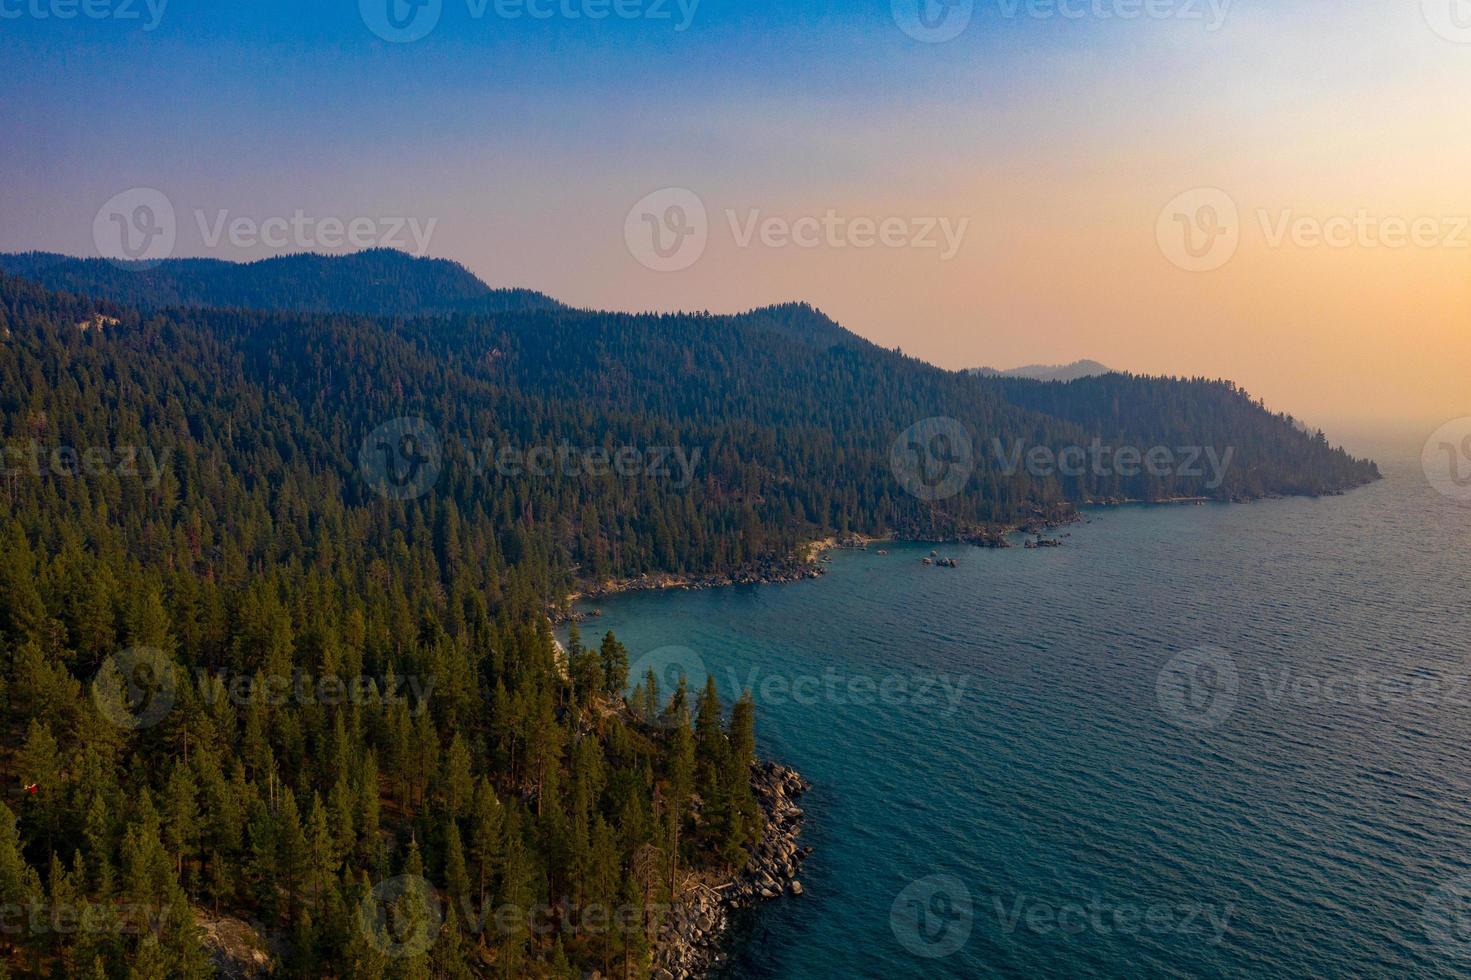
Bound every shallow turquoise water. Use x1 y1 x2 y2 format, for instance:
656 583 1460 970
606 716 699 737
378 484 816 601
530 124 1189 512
577 452 1471 978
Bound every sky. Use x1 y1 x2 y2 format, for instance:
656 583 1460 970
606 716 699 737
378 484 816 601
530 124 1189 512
2 0 1468 437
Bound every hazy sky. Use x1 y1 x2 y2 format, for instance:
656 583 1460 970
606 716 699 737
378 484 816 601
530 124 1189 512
3 0 1468 434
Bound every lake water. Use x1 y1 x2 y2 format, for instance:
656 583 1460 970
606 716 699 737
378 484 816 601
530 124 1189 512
576 445 1471 978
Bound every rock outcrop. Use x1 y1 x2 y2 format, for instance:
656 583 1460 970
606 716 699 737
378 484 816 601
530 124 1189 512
198 914 273 977
652 761 812 978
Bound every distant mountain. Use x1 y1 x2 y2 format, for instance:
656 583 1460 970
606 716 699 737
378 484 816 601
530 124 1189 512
0 249 563 317
971 359 1113 382
0 251 1377 529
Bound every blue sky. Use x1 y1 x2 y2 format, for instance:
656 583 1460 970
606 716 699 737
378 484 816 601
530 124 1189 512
3 0 1469 427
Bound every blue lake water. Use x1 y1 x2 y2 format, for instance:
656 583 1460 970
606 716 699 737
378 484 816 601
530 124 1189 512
576 448 1471 978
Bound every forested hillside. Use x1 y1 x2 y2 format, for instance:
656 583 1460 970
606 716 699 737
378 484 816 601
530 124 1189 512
0 251 562 318
0 273 769 977
0 256 1377 976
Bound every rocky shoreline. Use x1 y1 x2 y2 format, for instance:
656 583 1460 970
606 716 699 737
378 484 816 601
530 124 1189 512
650 761 812 980
556 560 824 623
555 517 1087 622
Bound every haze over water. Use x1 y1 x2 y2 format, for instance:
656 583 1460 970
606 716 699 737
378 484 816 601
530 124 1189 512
577 445 1471 977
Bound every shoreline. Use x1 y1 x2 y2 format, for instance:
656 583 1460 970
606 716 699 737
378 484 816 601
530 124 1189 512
565 477 1379 977
556 480 1381 623
554 515 1077 622
651 761 811 980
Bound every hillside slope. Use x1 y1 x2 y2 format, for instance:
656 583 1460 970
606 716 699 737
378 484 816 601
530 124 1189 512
0 249 562 317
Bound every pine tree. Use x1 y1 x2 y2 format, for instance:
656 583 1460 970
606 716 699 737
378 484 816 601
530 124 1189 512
495 815 535 979
469 778 502 918
439 733 474 822
587 817 620 977
162 762 200 888
277 788 310 924
599 632 629 696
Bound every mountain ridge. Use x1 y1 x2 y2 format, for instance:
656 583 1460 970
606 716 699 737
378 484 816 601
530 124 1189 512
970 359 1113 382
0 248 563 317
